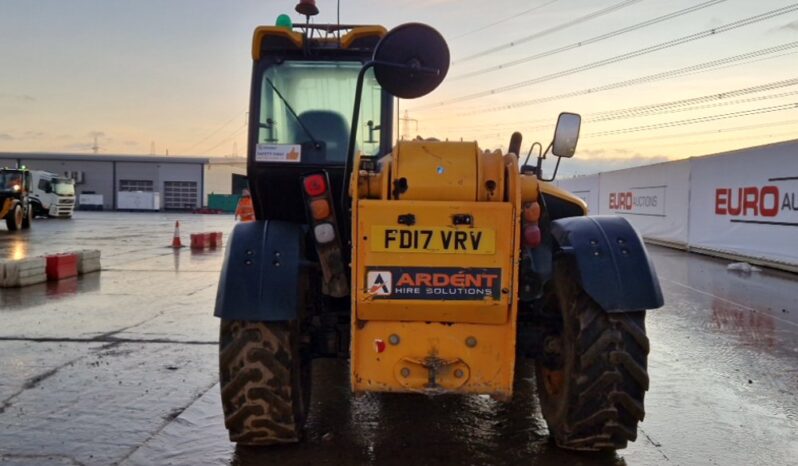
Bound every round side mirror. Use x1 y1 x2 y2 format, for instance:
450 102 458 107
372 23 450 99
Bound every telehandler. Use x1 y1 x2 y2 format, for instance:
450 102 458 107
215 11 663 452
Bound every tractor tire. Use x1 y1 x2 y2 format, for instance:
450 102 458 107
219 320 311 445
535 261 649 451
6 204 23 231
22 204 32 229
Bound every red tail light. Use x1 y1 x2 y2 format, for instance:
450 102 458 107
303 174 327 197
523 224 541 248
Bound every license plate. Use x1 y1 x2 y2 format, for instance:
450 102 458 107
370 226 495 254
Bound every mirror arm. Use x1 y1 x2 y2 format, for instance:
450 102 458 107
341 61 376 256
536 142 553 180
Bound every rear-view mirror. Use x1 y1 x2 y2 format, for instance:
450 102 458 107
372 23 450 99
551 112 581 158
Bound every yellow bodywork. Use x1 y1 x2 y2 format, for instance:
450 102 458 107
0 198 14 219
252 26 387 60
351 141 528 398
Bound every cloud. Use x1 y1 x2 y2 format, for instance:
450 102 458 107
777 19 798 32
64 143 96 152
0 93 35 102
0 133 14 141
88 131 106 138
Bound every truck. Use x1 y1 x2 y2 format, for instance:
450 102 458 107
0 167 34 231
29 170 76 218
214 11 664 452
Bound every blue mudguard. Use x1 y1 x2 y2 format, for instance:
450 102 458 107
214 220 305 321
550 216 664 312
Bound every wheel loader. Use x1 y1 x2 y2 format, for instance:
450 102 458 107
215 13 664 452
0 167 33 231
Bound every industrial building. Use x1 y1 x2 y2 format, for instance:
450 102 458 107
0 152 246 211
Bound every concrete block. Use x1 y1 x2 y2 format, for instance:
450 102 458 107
0 257 46 287
78 249 101 260
68 250 102 274
17 273 47 287
79 258 102 274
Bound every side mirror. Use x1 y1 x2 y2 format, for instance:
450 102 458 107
372 23 450 99
551 112 581 158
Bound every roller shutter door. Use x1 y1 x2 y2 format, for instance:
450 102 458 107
164 181 198 210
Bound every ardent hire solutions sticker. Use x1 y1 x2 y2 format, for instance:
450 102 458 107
255 144 301 163
365 267 501 301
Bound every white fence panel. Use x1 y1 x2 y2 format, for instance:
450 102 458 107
556 174 600 214
597 160 690 246
688 140 798 268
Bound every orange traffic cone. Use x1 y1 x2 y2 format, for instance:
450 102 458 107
172 221 183 248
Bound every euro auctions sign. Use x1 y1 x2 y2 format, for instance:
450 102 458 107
608 186 666 216
689 140 798 266
715 183 798 224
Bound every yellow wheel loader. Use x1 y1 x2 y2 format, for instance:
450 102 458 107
214 15 664 452
1 167 33 231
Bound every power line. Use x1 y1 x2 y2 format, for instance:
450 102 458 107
593 90 798 122
423 4 798 109
444 42 798 115
451 0 726 81
454 0 644 64
584 102 798 137
182 111 245 154
445 77 798 132
201 122 248 154
589 78 798 120
581 118 798 144
602 118 798 141
451 0 560 40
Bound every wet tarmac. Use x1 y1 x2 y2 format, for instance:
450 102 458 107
1 212 797 465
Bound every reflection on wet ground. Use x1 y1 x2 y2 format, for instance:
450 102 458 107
1 215 798 465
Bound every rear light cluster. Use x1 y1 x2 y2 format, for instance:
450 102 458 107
302 173 338 244
301 171 349 298
522 201 542 248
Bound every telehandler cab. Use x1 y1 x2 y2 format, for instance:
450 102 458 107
215 15 663 452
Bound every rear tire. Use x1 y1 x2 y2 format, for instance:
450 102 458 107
535 260 649 451
219 320 311 445
6 204 23 231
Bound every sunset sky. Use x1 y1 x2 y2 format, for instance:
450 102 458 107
1 0 796 176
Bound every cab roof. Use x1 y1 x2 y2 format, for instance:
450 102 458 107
252 24 387 60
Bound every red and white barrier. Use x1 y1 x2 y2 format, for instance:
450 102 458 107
46 254 79 280
190 232 223 250
1 250 101 288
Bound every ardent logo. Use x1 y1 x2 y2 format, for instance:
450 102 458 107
364 266 502 301
366 271 392 295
